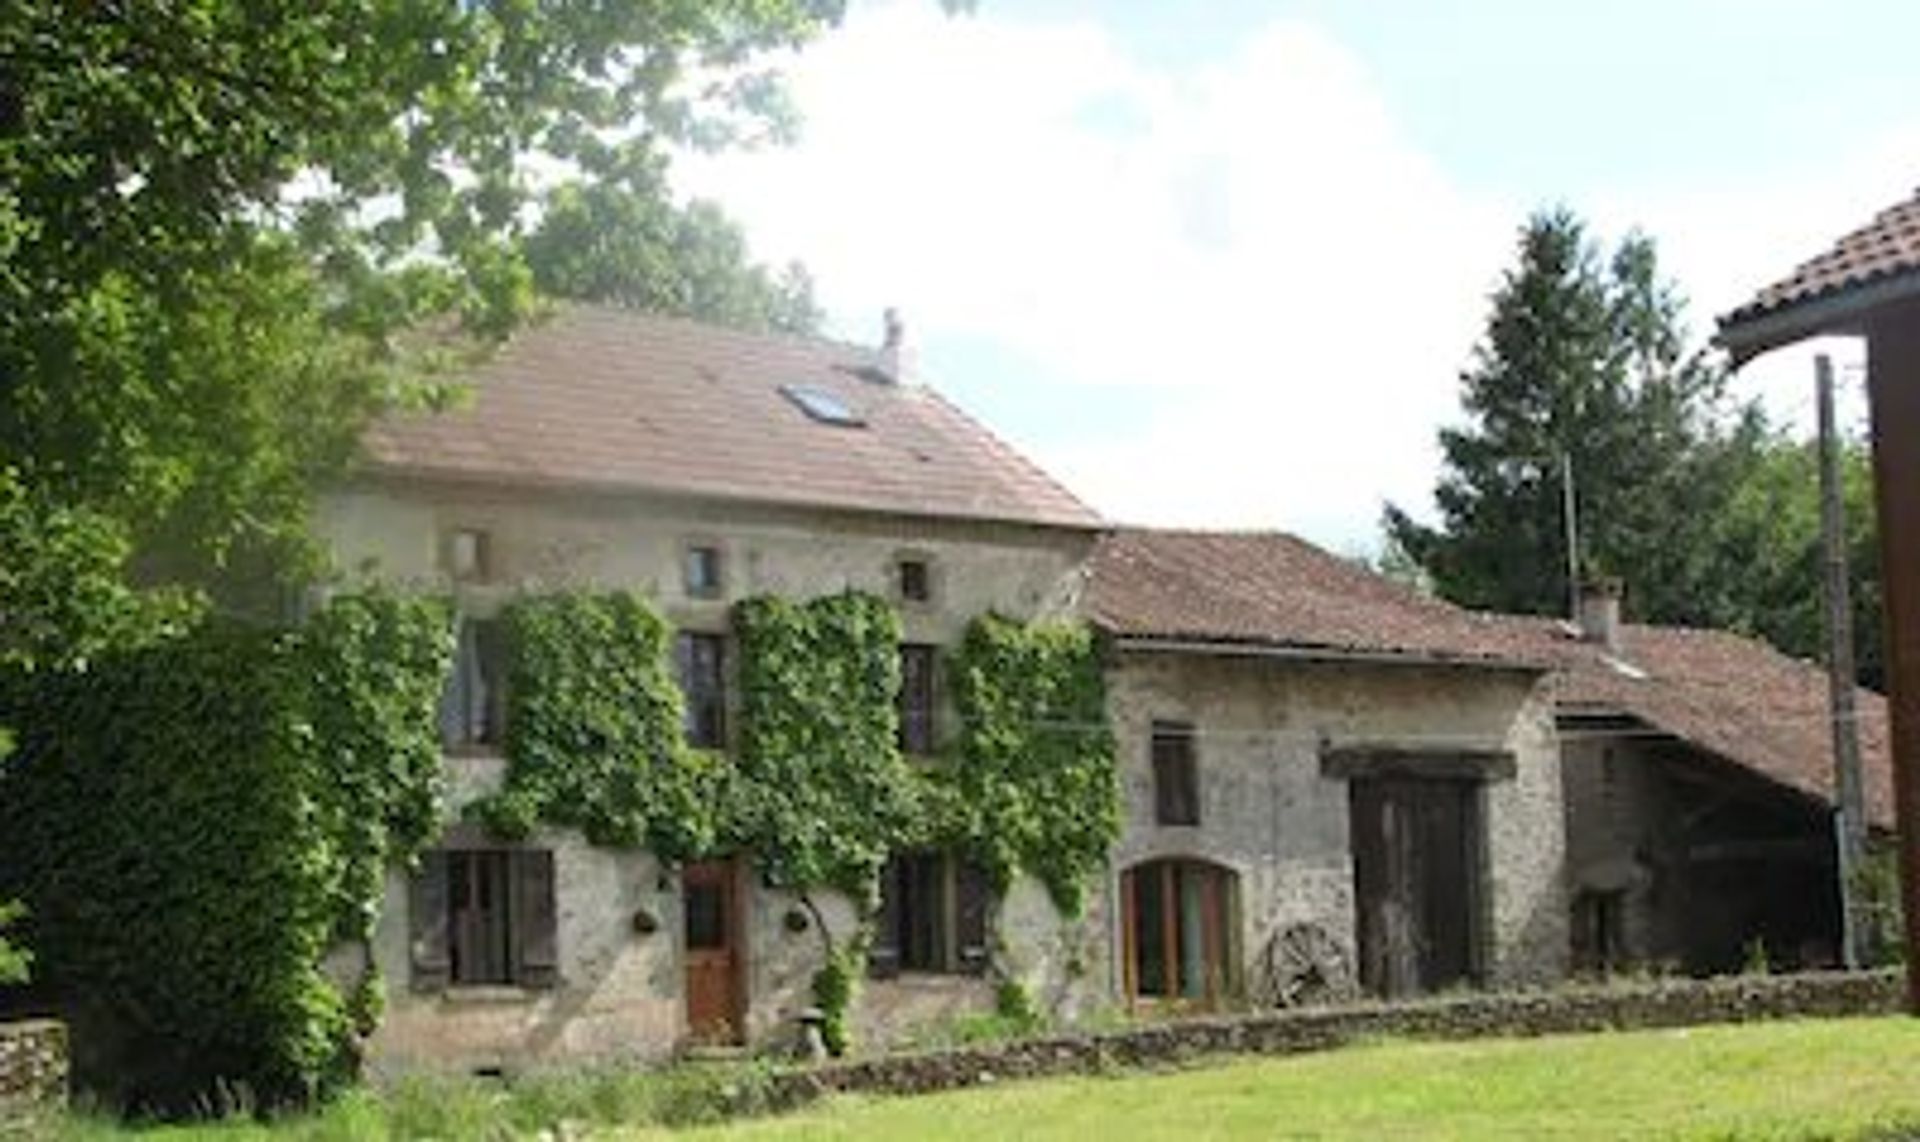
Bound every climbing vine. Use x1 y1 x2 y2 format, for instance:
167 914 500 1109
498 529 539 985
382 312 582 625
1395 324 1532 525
732 591 914 907
945 613 1119 915
476 592 722 859
0 595 452 1110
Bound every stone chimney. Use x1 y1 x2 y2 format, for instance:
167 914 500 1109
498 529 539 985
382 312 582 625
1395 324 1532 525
879 307 914 385
1577 578 1623 651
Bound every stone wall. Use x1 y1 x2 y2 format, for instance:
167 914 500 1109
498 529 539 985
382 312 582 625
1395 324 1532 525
1106 651 1567 999
330 481 1099 1073
0 1019 67 1113
763 971 1902 1107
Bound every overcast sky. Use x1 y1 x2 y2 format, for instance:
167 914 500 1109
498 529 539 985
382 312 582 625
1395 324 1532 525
679 0 1920 552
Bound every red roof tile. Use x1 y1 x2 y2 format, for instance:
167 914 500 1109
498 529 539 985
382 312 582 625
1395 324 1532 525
1720 188 1920 351
1500 616 1892 827
360 306 1103 530
1084 528 1542 667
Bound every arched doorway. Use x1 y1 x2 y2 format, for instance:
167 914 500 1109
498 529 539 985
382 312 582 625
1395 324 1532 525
1121 858 1238 1005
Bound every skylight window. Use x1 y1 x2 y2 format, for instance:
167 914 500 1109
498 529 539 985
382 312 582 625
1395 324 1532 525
780 384 865 427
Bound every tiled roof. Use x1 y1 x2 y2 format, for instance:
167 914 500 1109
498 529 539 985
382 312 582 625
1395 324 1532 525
1501 616 1892 827
1719 188 1920 352
1084 528 1542 668
361 306 1103 530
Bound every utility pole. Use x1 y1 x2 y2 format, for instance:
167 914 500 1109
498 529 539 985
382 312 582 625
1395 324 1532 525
1818 353 1869 968
1561 451 1579 619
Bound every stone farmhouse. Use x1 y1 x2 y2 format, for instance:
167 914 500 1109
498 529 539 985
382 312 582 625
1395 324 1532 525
320 303 1882 1073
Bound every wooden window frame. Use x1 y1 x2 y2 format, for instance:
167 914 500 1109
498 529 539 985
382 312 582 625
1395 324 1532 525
897 556 933 604
676 631 727 750
869 851 991 978
1121 858 1235 1006
899 643 938 755
411 846 558 992
441 617 507 752
683 543 725 599
1151 720 1199 827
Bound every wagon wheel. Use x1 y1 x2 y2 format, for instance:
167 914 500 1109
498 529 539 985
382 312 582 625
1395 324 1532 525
1262 922 1352 1008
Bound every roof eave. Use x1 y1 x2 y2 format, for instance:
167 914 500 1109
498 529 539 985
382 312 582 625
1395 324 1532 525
1718 269 1920 366
1109 632 1548 673
344 460 1110 533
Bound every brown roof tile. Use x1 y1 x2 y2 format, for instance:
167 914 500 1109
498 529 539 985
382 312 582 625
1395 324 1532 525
1501 616 1892 827
1084 528 1542 667
1720 188 1920 345
361 306 1103 530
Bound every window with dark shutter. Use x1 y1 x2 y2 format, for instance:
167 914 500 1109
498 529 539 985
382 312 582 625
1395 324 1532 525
513 849 559 988
870 851 992 977
1152 720 1199 826
676 632 727 749
412 847 558 990
898 644 937 755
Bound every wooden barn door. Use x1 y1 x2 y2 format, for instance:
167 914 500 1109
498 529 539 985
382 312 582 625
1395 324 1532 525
683 859 743 1044
1351 776 1481 998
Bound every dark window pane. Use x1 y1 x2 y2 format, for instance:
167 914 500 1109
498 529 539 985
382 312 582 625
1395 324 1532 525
684 545 723 597
1134 866 1168 996
686 882 726 950
448 850 514 986
441 619 507 749
677 632 727 748
899 559 930 602
1152 721 1198 826
899 644 936 754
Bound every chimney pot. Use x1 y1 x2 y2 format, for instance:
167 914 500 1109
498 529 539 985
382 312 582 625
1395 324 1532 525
879 307 913 384
1577 578 1623 651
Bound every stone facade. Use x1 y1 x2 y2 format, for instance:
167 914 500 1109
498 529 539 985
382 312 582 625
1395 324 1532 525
1106 650 1567 1004
325 481 1101 1072
1561 732 1842 975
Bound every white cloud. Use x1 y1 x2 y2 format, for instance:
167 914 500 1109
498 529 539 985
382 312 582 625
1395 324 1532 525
679 3 1915 550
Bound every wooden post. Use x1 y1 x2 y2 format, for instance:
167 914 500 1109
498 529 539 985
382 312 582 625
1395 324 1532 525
1863 303 1920 1009
1817 354 1868 968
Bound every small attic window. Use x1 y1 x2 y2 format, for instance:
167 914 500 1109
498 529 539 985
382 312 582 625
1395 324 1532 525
780 384 865 427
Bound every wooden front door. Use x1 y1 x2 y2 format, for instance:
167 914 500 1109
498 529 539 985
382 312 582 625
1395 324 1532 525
683 860 743 1043
1350 776 1481 998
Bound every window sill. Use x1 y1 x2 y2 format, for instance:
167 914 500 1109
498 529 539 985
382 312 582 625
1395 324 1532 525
440 985 539 1005
445 745 507 760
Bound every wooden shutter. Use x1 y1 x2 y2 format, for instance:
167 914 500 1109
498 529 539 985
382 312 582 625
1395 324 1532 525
868 860 901 979
955 859 992 976
410 851 452 991
513 849 559 989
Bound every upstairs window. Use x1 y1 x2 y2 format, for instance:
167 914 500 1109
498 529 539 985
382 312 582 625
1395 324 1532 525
683 544 724 599
441 619 507 750
677 632 727 749
410 848 558 990
447 528 491 582
899 643 937 755
898 557 932 603
869 852 991 977
1152 720 1199 826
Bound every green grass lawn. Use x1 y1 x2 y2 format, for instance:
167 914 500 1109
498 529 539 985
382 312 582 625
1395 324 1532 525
48 1016 1920 1140
656 1018 1920 1142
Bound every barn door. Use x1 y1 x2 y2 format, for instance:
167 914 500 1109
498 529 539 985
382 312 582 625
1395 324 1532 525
683 859 744 1043
1351 776 1480 997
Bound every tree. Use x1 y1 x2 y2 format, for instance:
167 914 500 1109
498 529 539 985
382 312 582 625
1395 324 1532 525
523 145 822 333
0 0 845 995
1713 436 1884 688
1385 210 1764 626
3 1 843 603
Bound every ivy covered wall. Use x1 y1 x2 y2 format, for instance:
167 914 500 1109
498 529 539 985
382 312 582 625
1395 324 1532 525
0 594 450 1112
